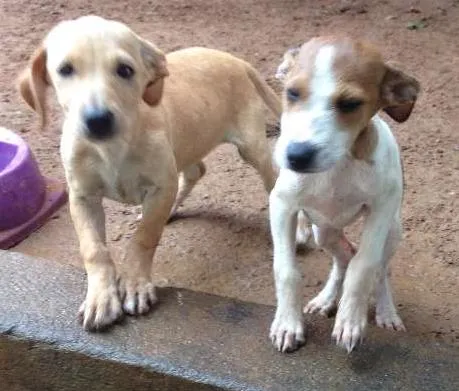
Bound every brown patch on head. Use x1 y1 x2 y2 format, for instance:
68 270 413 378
281 36 419 159
283 37 387 143
328 38 387 129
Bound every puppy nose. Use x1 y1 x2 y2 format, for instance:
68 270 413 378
83 107 115 140
286 141 318 172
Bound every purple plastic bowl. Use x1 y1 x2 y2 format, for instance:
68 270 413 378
0 127 67 249
0 129 46 230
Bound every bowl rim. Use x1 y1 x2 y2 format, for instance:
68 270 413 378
0 127 30 178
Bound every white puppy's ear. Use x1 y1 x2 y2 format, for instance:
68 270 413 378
139 38 169 106
380 65 420 123
18 46 49 128
275 47 300 81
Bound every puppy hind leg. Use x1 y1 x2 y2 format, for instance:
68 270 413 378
375 218 405 331
170 161 206 216
304 226 355 316
375 271 405 331
136 161 206 221
230 111 277 192
236 140 277 192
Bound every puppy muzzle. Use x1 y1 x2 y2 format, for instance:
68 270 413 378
82 105 116 141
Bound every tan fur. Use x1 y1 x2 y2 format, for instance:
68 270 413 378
18 15 280 330
18 47 48 128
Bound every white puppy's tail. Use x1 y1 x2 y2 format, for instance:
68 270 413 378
245 65 282 118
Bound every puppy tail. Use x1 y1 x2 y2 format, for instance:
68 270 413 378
245 65 282 118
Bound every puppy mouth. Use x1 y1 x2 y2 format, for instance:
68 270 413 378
83 126 117 141
287 161 334 174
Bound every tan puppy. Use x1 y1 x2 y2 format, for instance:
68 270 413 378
270 37 419 353
18 15 280 330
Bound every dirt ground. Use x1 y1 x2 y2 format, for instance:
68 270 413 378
1 0 458 346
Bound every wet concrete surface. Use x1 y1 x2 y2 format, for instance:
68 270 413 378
1 250 458 390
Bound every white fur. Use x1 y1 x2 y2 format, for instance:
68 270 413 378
270 55 405 355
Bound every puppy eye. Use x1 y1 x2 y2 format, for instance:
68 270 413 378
116 63 135 79
58 62 75 77
336 98 363 113
286 88 301 102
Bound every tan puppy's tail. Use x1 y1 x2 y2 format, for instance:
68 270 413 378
245 65 282 118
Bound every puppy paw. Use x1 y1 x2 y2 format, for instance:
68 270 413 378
270 311 305 353
118 275 157 315
78 279 123 331
304 293 337 317
375 309 406 331
332 299 368 353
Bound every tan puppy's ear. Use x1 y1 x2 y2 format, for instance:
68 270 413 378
140 39 169 106
275 46 300 81
380 65 420 123
18 46 49 128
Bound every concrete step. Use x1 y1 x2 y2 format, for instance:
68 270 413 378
1 250 458 391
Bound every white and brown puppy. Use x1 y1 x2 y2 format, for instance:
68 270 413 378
270 37 419 353
18 15 281 331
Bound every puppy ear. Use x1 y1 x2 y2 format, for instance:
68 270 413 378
18 46 49 128
275 46 300 81
380 65 420 123
140 39 169 106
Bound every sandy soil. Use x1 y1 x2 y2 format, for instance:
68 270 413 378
1 0 458 346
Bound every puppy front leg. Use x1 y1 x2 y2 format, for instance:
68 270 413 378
69 192 123 331
119 171 178 315
269 190 305 353
332 195 401 352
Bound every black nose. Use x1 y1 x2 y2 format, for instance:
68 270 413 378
83 107 115 140
286 141 318 172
